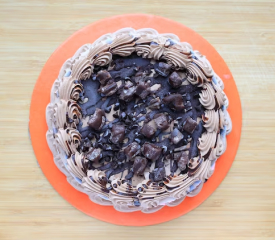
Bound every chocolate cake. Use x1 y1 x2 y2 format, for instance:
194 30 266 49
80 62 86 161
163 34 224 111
46 28 232 213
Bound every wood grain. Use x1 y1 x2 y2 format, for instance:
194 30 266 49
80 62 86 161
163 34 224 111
0 0 275 239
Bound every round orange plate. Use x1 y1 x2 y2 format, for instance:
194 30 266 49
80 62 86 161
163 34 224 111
29 14 242 226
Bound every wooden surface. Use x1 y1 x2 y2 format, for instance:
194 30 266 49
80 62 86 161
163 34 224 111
0 0 274 239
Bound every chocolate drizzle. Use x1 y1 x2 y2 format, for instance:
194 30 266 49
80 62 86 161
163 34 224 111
76 53 206 183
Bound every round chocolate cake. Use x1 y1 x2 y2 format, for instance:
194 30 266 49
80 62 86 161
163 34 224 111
46 28 232 213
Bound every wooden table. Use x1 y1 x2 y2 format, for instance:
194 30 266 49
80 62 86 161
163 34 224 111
1 1 274 239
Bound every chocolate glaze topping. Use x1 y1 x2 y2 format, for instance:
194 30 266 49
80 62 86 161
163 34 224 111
76 53 206 184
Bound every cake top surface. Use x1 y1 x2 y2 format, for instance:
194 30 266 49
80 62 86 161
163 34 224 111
46 28 231 212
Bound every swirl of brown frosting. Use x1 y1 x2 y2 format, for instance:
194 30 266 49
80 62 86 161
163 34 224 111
199 83 216 109
87 42 109 60
207 133 224 161
55 128 81 156
198 131 217 157
67 152 88 179
163 46 192 69
202 110 220 133
164 174 193 199
186 51 213 85
110 34 136 56
196 159 213 180
212 82 226 108
58 77 84 101
53 100 82 129
92 52 112 66
148 36 168 60
71 56 92 80
186 62 205 85
136 180 169 209
136 44 151 58
108 179 138 210
193 50 214 79
82 170 109 197
135 36 155 58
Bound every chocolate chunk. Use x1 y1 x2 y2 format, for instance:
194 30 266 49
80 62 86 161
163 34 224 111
169 71 182 88
86 148 102 163
154 62 172 77
171 128 184 144
148 97 161 110
110 124 125 144
141 143 162 161
119 82 136 102
175 152 189 171
96 70 111 85
116 151 126 161
135 82 150 99
153 167 166 181
98 80 118 96
153 113 169 131
140 122 157 139
124 142 140 160
183 117 198 134
163 94 185 111
88 108 105 130
133 157 148 175
133 71 145 83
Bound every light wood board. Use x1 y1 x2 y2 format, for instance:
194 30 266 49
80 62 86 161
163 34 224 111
0 0 275 239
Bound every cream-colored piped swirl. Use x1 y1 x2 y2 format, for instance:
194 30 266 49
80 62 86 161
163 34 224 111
202 110 220 133
110 34 136 56
137 180 169 208
212 82 226 108
198 131 217 157
53 100 82 129
55 128 81 156
82 170 109 197
67 152 88 179
71 56 92 80
199 83 216 109
58 77 84 101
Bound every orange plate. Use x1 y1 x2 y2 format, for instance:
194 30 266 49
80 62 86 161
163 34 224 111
29 14 242 226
